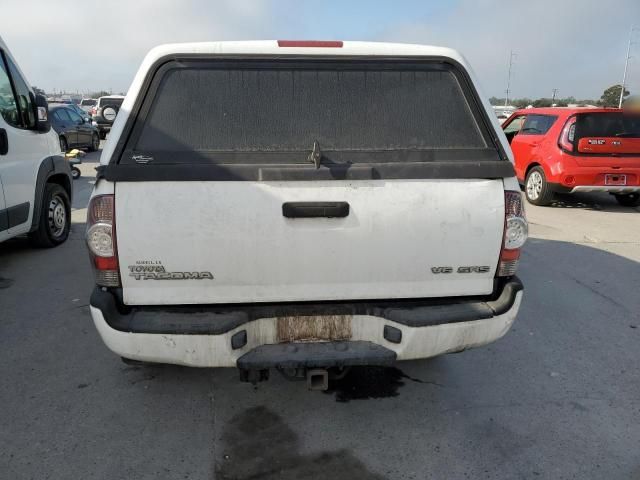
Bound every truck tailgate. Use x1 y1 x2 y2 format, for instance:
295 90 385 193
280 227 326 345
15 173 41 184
116 179 504 305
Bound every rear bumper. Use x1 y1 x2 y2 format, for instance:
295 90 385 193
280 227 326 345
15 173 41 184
89 279 523 368
93 122 111 132
569 185 640 194
544 158 640 191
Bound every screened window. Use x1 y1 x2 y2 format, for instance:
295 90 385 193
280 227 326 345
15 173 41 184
127 61 495 164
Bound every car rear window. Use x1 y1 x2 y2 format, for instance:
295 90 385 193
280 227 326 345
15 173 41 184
81 99 96 106
575 112 640 139
120 59 501 165
100 98 124 108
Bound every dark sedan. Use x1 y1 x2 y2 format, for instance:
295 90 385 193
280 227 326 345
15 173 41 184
49 105 100 152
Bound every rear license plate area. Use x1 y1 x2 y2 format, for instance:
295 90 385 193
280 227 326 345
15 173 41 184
605 174 627 186
276 315 352 343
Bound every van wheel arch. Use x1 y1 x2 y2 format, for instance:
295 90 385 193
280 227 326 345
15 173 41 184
29 156 73 233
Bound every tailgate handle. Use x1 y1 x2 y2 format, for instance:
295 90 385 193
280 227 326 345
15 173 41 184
282 202 349 218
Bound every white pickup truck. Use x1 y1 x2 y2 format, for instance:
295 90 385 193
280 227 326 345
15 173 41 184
87 41 526 389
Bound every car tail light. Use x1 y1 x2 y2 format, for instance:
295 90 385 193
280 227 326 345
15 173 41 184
86 195 120 287
91 106 97 116
497 191 528 277
558 115 577 152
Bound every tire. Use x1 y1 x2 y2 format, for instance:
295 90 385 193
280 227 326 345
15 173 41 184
525 166 554 206
71 167 81 179
59 136 68 153
99 131 107 140
614 193 640 207
28 183 71 248
88 132 100 152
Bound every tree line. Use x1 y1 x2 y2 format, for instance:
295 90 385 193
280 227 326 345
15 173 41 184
490 85 630 108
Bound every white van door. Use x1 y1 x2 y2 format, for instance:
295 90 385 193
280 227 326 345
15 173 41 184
0 48 50 235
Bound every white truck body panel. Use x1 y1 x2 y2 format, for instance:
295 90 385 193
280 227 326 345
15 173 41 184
117 179 505 305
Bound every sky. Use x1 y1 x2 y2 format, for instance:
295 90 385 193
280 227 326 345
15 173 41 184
1 0 639 100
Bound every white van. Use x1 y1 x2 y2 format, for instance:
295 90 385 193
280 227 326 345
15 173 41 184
0 36 72 246
87 41 526 389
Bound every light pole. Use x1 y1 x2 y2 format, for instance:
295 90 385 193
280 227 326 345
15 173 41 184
505 51 517 107
552 88 559 104
619 26 637 108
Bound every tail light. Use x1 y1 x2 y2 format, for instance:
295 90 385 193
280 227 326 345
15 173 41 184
86 195 120 287
558 115 577 152
91 106 96 116
497 191 528 277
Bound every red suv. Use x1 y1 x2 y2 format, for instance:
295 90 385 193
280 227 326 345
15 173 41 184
503 107 640 206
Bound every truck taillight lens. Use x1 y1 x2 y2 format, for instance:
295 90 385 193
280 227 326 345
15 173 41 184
559 115 577 152
498 191 528 277
86 195 120 287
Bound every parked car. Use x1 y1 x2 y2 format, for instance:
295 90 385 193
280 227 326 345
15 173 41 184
91 95 124 139
0 36 73 247
79 98 97 114
503 107 640 206
49 102 91 123
49 105 100 153
87 40 527 389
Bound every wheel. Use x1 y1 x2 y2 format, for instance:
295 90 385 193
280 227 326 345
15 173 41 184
71 167 81 179
99 131 107 140
59 136 68 153
28 183 71 247
88 132 100 152
525 166 554 206
613 193 640 207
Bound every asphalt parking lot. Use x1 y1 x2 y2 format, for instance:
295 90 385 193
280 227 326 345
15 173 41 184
1 149 639 480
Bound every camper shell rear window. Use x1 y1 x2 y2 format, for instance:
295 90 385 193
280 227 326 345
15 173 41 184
106 57 514 180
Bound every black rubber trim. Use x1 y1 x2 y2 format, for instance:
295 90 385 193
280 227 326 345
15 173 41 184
30 155 72 232
0 128 7 155
96 160 514 182
283 201 349 218
91 277 523 335
237 341 396 370
0 208 7 231
548 182 573 194
5 202 29 228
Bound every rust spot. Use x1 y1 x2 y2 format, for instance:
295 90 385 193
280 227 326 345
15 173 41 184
276 315 352 343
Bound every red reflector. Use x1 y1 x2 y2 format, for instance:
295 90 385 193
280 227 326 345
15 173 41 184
500 248 520 261
94 256 118 270
277 40 343 48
